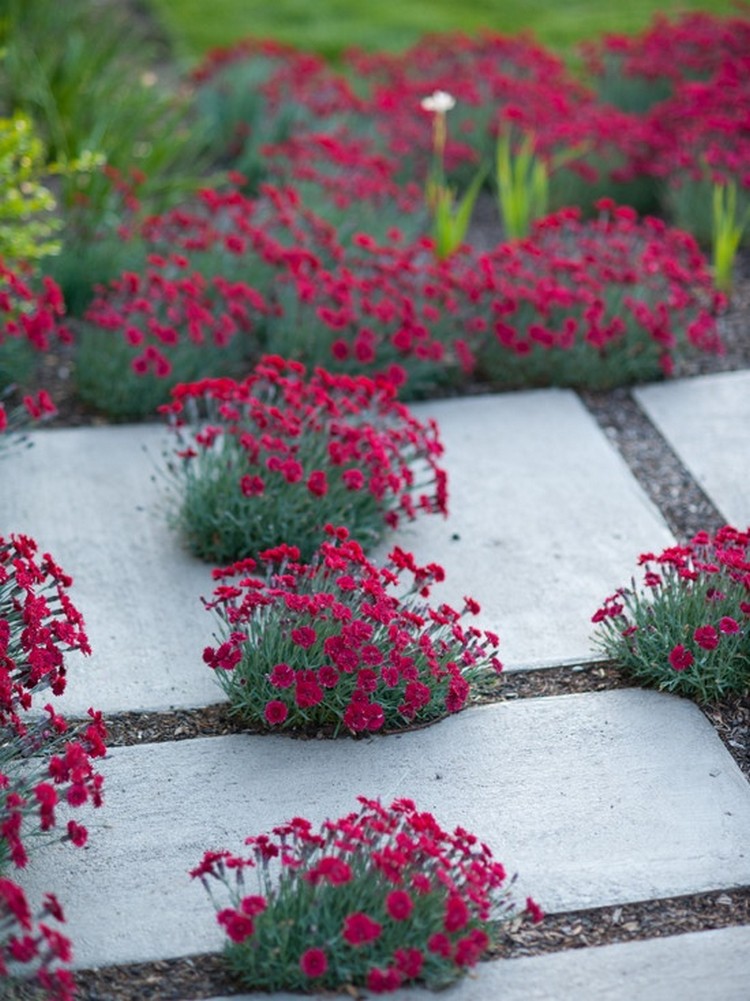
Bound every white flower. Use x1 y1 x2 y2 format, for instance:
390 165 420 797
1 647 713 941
420 90 456 114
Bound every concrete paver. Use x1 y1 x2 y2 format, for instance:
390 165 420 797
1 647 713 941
19 690 750 970
0 425 220 714
204 924 750 1001
635 369 750 527
378 390 673 668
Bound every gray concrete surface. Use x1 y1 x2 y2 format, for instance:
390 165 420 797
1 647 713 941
635 369 750 527
19 691 750 970
0 424 221 714
376 390 674 668
204 924 750 1001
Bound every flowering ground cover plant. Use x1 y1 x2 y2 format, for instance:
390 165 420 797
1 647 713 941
475 200 725 388
78 248 271 420
203 525 500 735
0 261 70 393
191 37 363 192
0 533 106 998
592 526 750 702
581 11 750 113
160 357 447 563
192 795 542 993
643 54 750 248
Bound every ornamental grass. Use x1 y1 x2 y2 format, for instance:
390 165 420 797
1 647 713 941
192 796 542 994
203 526 500 735
160 357 447 564
0 533 106 998
592 526 750 702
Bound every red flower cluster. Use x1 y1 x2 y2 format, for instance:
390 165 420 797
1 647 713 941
192 796 542 993
475 200 723 385
0 263 69 423
0 534 106 997
0 881 75 1000
645 55 750 190
162 357 447 562
0 263 70 360
582 12 750 98
203 525 500 734
84 251 269 382
592 526 750 700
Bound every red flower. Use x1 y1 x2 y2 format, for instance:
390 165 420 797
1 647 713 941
719 616 740 634
299 947 328 977
454 928 489 966
217 908 254 943
66 820 88 847
240 895 267 916
668 644 694 671
291 626 317 649
394 946 423 978
240 474 265 497
693 625 719 650
385 889 413 921
269 663 295 688
307 469 328 497
443 893 469 932
342 911 382 945
427 931 452 957
264 700 288 726
526 896 544 923
366 966 403 993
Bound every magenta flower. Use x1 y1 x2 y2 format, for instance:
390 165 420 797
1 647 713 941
300 947 328 977
719 616 740 634
342 911 383 946
264 700 289 726
668 644 694 671
386 889 414 921
693 625 719 650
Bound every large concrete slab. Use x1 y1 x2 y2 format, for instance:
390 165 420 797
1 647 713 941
205 925 750 1001
19 691 750 969
635 370 750 527
376 390 673 669
0 425 221 714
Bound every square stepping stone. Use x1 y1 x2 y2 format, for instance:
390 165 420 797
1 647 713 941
635 370 750 527
0 425 221 715
376 390 673 669
205 925 750 1001
18 690 750 970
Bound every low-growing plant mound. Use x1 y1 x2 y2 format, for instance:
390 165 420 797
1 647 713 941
203 526 501 734
0 533 106 998
592 526 750 702
0 261 70 391
192 795 543 994
475 200 725 388
160 356 447 563
78 251 269 420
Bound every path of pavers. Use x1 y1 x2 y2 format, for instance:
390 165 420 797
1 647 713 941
7 375 750 998
20 692 750 971
0 389 672 717
635 369 750 527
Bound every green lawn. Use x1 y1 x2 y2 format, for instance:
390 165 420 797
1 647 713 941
146 0 740 64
